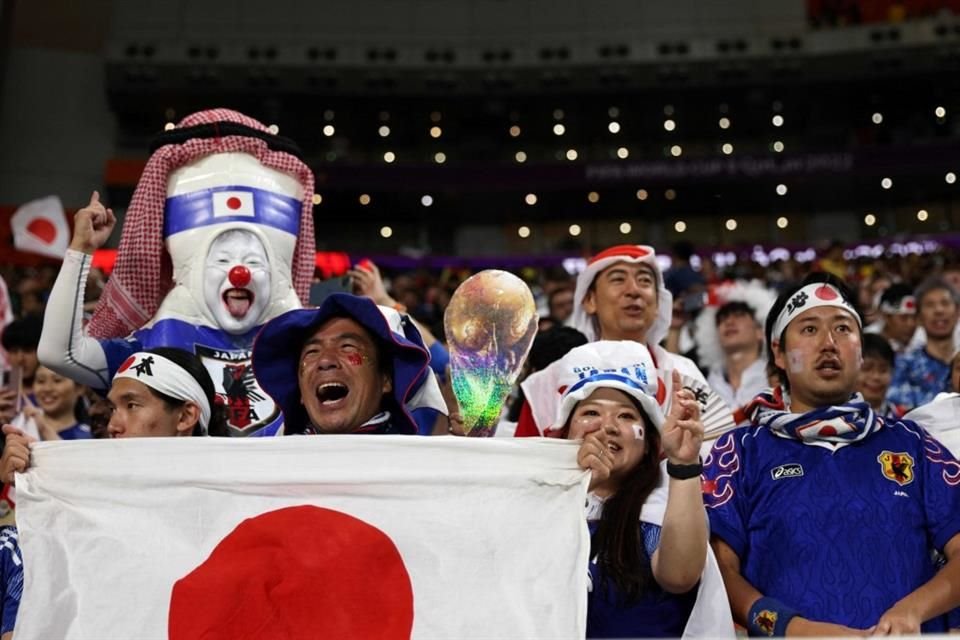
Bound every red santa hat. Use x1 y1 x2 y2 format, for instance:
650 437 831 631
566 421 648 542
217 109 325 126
87 108 316 339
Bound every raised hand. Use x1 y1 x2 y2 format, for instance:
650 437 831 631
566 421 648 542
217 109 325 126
70 191 116 254
0 390 16 425
1 425 36 485
660 369 704 466
347 260 393 307
576 428 614 491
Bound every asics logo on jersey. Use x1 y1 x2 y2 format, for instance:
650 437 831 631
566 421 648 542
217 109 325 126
770 463 804 480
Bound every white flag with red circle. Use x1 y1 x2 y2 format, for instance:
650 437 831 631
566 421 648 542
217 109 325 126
15 436 588 639
212 191 255 218
10 195 69 259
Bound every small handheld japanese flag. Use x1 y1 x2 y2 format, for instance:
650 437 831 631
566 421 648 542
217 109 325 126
16 436 589 639
10 195 69 259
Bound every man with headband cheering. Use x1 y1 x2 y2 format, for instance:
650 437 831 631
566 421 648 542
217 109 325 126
702 273 960 635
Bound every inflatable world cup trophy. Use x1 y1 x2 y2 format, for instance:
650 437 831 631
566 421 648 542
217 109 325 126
443 270 537 436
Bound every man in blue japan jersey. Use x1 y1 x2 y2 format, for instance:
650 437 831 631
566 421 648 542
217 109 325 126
887 278 959 411
703 272 960 636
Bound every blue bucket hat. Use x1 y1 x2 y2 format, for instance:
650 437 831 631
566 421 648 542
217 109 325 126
252 293 442 434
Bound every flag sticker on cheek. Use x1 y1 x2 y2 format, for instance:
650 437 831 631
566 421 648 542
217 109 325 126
787 350 805 373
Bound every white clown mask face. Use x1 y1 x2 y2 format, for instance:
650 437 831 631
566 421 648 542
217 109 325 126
203 229 272 334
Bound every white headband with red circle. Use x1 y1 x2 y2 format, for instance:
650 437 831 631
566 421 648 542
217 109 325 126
879 295 916 315
771 283 861 342
114 352 211 433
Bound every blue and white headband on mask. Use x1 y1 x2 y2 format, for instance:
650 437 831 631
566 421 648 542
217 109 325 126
114 352 211 434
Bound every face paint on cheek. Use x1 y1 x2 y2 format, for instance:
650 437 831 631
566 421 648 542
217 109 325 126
345 353 365 367
632 424 645 441
787 349 805 373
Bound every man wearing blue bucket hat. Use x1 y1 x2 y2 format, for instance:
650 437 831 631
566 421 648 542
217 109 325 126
252 293 447 435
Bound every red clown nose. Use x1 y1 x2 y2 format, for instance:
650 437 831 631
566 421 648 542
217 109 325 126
228 265 252 288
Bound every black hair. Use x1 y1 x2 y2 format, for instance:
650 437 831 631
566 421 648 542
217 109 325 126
528 327 588 372
879 283 914 309
764 272 862 392
715 301 756 326
915 276 960 309
145 347 228 437
0 315 42 351
861 333 895 369
672 241 696 262
506 327 587 422
583 401 662 604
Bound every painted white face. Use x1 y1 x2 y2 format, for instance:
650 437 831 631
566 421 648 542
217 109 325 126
203 230 271 334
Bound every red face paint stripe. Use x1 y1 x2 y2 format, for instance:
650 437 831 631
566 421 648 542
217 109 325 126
346 353 364 366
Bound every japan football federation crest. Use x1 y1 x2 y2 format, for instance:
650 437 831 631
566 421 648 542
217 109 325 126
752 609 777 636
195 345 280 436
877 451 915 486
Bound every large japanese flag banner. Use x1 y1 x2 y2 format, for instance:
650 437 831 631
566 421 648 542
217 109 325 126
15 436 589 639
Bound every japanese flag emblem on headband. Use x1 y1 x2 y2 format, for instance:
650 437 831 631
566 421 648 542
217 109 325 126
114 352 212 434
880 295 916 315
771 282 861 341
213 192 255 218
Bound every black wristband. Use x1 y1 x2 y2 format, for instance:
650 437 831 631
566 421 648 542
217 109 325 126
666 459 703 480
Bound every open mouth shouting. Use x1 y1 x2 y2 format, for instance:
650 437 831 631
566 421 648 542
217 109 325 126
223 289 254 318
316 382 350 407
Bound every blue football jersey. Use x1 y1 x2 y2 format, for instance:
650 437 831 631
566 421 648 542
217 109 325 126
0 526 23 635
703 421 960 632
888 348 951 411
101 319 281 437
58 422 93 440
586 521 696 638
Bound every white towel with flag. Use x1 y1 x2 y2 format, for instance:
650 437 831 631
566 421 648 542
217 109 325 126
15 436 589 639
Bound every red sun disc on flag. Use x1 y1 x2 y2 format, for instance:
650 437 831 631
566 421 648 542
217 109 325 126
814 285 838 300
226 196 243 210
168 505 414 640
26 218 57 245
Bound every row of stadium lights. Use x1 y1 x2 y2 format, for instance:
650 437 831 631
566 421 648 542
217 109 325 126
317 105 949 140
370 208 941 241
318 103 783 163
167 104 948 164
311 104 948 163
312 170 957 215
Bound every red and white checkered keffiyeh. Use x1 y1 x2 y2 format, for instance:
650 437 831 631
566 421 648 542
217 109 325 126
88 108 316 339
